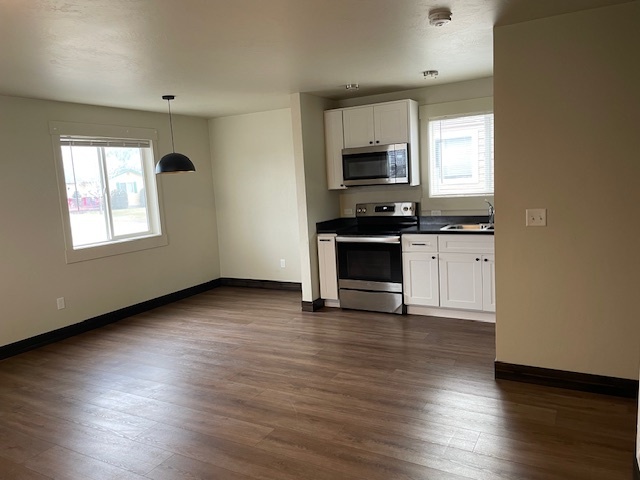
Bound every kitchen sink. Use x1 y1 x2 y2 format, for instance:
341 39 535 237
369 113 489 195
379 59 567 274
440 223 494 231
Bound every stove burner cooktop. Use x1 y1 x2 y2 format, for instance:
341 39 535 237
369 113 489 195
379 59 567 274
340 201 419 236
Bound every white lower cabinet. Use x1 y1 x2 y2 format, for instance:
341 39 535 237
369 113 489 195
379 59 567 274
402 235 439 307
439 253 483 310
402 234 495 316
317 234 338 301
482 254 496 312
402 252 440 306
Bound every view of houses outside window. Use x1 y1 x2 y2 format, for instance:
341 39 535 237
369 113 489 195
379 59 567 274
60 137 156 248
428 112 494 197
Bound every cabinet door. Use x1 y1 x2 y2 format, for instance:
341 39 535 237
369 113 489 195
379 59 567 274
403 252 439 306
317 235 338 300
482 254 496 312
374 101 409 145
439 253 483 310
324 110 346 190
343 106 375 148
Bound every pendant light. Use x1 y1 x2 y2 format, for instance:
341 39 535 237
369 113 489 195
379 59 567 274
155 95 196 174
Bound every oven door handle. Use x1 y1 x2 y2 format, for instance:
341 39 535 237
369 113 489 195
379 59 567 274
336 236 401 244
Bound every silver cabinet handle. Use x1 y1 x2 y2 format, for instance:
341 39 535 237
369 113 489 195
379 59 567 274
336 236 401 244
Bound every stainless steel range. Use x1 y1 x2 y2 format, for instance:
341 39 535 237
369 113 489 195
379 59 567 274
336 202 418 314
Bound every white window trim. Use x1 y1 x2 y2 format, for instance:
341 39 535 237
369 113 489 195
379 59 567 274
429 114 493 197
50 121 168 263
419 97 494 206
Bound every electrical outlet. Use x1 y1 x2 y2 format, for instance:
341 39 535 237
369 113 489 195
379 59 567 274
56 297 65 310
344 208 353 216
431 210 442 216
280 259 286 268
526 208 547 227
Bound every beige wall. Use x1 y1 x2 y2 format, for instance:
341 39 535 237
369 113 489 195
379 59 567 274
494 3 640 379
337 77 493 110
336 79 494 216
209 109 301 282
0 95 219 348
290 93 341 302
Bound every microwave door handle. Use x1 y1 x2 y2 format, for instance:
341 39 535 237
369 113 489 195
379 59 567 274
336 236 401 244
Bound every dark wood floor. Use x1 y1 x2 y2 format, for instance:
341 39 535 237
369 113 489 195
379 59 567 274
0 287 635 479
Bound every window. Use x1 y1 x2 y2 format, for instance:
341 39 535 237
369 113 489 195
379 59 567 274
428 112 494 197
51 122 166 262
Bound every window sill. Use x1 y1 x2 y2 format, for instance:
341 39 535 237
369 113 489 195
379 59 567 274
65 233 168 263
429 193 494 199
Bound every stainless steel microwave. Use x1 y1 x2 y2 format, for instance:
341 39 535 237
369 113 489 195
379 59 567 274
341 143 409 186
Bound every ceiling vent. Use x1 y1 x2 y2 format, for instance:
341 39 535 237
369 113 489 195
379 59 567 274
428 8 452 27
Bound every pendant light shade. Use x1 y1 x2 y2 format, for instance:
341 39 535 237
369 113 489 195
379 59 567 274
156 152 195 173
155 95 196 174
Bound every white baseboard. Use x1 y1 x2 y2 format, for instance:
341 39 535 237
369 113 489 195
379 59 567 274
321 299 494 322
406 305 495 323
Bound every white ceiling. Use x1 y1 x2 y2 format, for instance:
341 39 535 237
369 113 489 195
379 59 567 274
0 0 632 118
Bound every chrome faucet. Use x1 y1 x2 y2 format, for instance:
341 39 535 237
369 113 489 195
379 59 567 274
485 199 495 225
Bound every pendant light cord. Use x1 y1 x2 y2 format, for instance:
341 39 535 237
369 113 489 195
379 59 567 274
167 98 176 153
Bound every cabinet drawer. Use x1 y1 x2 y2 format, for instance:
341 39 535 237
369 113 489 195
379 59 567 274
438 234 494 254
402 235 438 253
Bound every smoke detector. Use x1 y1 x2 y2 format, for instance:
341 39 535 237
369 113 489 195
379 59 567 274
428 8 452 27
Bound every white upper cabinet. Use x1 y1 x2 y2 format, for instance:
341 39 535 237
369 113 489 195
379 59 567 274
373 102 410 146
343 106 375 148
324 99 420 189
323 110 347 190
343 101 410 148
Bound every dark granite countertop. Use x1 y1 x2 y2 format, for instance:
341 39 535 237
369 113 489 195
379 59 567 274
316 217 357 234
317 215 494 235
414 215 494 234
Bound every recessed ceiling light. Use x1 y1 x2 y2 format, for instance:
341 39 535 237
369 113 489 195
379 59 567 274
345 83 359 90
428 8 452 27
423 70 439 79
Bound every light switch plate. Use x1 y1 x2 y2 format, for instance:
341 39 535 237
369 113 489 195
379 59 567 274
526 208 547 227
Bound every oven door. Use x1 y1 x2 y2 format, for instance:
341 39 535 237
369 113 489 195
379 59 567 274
336 236 403 290
336 235 404 314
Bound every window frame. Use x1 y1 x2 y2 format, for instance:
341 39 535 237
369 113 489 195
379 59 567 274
419 96 495 211
50 121 168 263
428 111 494 198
